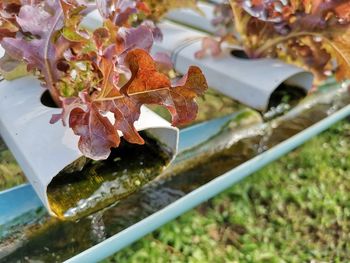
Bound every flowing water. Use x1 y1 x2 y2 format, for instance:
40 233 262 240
0 84 349 262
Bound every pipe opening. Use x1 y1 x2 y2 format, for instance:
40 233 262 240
268 83 307 109
46 131 173 220
264 83 307 120
41 90 59 108
230 49 249 59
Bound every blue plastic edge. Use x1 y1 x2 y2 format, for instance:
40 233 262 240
0 184 41 224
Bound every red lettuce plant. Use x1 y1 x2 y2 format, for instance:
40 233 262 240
0 0 208 160
200 0 350 82
195 1 237 59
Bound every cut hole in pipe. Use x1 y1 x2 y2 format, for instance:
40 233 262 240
41 90 59 108
47 131 173 220
230 49 250 59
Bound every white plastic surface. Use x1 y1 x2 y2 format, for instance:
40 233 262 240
166 2 216 33
153 21 314 111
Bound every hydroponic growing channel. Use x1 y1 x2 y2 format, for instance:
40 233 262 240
1 0 350 262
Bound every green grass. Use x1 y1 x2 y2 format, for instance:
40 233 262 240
0 139 25 190
103 120 350 263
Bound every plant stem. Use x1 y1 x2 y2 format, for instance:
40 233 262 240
252 32 322 57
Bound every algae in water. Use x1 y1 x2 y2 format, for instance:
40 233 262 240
47 132 172 220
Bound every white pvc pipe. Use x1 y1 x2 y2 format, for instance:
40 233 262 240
166 2 216 33
153 21 313 111
0 66 179 217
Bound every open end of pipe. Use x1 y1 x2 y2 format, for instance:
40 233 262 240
268 84 307 109
46 131 174 220
263 84 308 120
265 71 314 115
